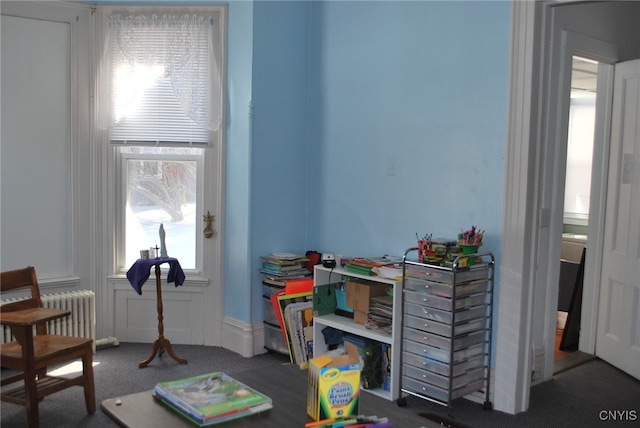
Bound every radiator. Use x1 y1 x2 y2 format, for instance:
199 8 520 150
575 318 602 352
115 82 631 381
1 290 96 352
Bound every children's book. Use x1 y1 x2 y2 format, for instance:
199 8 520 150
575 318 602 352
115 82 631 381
284 300 314 367
275 291 313 364
153 372 272 425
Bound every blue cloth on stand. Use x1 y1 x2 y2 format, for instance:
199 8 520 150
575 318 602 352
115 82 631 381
126 257 186 295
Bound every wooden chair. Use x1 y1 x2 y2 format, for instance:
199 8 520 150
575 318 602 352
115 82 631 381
0 266 96 428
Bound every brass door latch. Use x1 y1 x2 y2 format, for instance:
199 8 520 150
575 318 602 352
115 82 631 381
203 211 215 238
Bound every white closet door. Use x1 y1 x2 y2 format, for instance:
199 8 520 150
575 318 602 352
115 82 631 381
596 59 640 380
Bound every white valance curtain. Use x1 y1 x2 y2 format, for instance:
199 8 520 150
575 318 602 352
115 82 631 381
98 12 222 136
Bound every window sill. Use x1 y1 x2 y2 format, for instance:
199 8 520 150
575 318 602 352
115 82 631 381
107 273 210 288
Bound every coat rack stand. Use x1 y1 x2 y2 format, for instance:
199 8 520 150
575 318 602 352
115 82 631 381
138 263 188 368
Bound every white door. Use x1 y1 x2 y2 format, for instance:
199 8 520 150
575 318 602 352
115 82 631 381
596 59 640 379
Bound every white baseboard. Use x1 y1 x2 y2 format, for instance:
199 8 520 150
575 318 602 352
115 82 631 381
221 316 266 357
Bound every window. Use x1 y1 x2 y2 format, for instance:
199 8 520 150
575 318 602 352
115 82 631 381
119 147 202 269
100 9 224 272
564 56 597 227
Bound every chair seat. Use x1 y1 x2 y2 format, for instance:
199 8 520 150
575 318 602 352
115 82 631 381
1 335 93 370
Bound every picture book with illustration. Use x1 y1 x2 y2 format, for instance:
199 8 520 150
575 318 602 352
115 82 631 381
153 372 273 425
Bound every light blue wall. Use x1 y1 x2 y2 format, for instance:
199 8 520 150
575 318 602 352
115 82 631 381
306 1 510 260
250 1 312 319
224 1 255 322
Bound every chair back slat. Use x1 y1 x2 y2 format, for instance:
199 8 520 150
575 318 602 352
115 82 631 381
1 267 45 342
0 266 43 311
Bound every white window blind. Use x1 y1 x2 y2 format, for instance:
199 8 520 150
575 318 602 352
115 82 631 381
100 12 223 146
109 76 209 145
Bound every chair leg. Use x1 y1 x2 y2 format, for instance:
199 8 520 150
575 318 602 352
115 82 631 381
35 368 47 379
83 349 96 414
25 372 40 428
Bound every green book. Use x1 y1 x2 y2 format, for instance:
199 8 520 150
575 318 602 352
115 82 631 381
153 372 272 425
343 263 373 275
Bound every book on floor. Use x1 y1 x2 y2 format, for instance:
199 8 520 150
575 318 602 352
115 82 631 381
153 372 273 426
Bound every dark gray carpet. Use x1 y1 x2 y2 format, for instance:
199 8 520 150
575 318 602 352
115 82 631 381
401 357 640 427
1 343 639 427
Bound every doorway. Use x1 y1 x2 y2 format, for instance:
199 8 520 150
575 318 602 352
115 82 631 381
554 56 597 372
542 22 622 382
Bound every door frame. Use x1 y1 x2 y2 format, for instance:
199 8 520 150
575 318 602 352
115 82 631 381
542 27 618 360
496 0 634 414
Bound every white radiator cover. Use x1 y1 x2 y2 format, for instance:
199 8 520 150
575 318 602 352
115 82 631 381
1 290 96 352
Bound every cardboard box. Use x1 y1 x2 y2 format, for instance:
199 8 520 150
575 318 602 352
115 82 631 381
346 280 389 312
307 342 361 421
353 309 368 325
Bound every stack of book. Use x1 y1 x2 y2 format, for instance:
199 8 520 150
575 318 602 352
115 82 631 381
153 372 273 426
260 253 310 281
260 252 313 359
365 295 393 334
342 255 403 276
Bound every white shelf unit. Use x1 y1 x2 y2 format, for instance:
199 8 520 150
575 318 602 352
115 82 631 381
312 265 402 401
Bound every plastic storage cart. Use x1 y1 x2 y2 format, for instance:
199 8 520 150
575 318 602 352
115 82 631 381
396 247 494 411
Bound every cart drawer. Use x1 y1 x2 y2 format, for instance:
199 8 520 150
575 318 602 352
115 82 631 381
404 262 489 287
403 340 484 364
404 276 488 298
403 327 485 351
402 352 484 377
263 322 288 355
403 314 484 337
402 364 485 390
404 302 487 324
262 283 284 297
263 296 280 325
402 375 485 403
404 289 487 311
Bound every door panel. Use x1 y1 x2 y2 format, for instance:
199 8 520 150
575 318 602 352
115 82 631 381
596 59 640 379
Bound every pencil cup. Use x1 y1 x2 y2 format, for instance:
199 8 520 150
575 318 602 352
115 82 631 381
460 244 478 266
